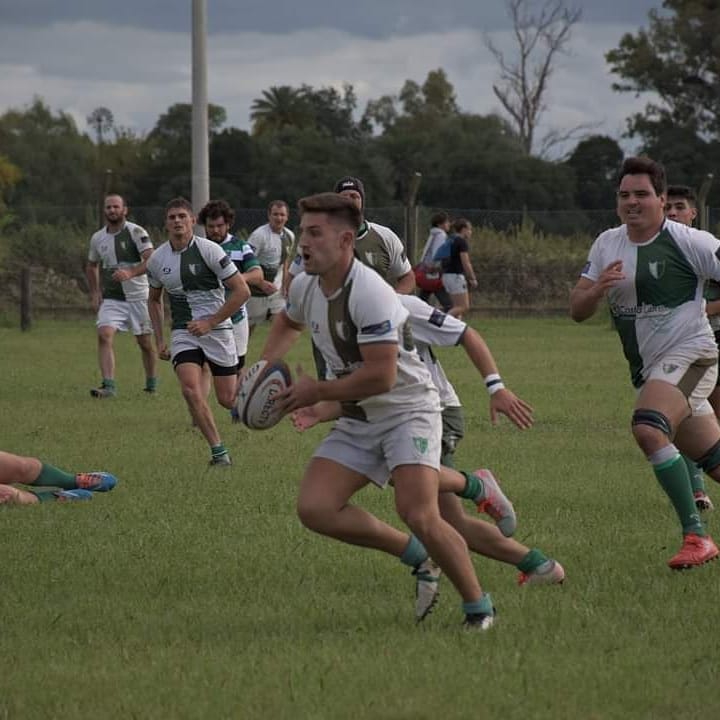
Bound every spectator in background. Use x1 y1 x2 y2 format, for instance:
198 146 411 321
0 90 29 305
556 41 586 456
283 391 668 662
416 211 452 311
440 218 478 319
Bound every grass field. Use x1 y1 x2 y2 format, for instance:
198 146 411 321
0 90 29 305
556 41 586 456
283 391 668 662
2 316 720 719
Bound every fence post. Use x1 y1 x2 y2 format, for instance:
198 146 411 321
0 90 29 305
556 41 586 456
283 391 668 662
20 267 31 331
698 173 714 231
403 172 422 263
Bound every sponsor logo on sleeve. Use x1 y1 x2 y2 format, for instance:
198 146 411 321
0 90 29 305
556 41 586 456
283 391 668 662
428 309 446 327
581 261 591 275
361 320 391 335
219 255 231 268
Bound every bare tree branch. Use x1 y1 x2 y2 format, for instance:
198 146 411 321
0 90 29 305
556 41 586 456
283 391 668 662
484 0 581 155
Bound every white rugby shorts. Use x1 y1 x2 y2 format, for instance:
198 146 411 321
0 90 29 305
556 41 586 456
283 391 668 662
312 411 442 488
97 298 152 335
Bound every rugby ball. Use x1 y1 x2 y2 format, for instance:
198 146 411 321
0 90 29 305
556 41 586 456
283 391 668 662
236 360 292 430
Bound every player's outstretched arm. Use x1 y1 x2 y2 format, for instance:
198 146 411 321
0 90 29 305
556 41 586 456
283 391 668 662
460 327 534 429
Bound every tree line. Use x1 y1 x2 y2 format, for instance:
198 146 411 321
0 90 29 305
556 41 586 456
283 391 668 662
0 0 718 233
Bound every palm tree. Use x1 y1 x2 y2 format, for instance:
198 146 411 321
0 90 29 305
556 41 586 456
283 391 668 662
250 86 311 135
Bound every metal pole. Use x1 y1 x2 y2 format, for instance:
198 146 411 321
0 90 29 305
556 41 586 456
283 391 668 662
405 172 422 263
191 0 209 228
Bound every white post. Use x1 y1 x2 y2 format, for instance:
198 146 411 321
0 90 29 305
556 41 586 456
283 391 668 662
191 0 209 231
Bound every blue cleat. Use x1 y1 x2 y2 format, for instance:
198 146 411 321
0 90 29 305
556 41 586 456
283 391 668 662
74 472 118 492
55 489 93 502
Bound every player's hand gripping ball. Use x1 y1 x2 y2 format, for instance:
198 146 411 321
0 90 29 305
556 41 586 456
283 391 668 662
236 360 292 429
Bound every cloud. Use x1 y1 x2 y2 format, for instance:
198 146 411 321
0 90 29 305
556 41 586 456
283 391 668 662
0 19 652 155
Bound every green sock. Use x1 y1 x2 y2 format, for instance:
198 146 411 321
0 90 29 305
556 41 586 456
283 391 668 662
34 491 59 503
33 463 77 490
462 592 494 616
517 548 549 573
457 470 481 501
653 454 705 536
145 377 158 391
399 535 428 567
682 454 705 494
211 444 228 458
101 378 116 390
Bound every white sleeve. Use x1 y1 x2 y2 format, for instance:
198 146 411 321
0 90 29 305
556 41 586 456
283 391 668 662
130 223 153 253
351 272 403 346
372 223 412 280
88 232 101 262
682 227 720 282
400 295 466 347
285 272 310 325
146 255 163 289
581 234 606 282
247 227 265 252
197 239 238 282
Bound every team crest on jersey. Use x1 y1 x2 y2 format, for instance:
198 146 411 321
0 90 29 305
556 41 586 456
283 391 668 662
364 251 376 267
335 320 348 340
648 260 666 280
119 240 127 251
413 437 429 454
188 263 198 275
662 362 679 374
162 267 172 274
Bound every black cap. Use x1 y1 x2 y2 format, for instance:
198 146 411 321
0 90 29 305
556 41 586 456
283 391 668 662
334 176 365 208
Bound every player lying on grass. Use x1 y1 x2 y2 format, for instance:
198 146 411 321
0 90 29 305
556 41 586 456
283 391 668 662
292 293 564 620
0 451 117 506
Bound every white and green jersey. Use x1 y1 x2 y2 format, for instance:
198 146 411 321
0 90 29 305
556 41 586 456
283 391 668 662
247 223 295 295
286 260 439 422
88 221 153 301
399 295 463 408
582 220 720 387
288 221 412 284
146 236 238 331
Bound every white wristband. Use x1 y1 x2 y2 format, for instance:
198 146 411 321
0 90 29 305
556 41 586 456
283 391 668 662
484 373 505 396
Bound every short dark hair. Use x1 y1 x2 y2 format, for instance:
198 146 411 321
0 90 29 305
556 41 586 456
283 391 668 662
298 193 362 232
618 156 667 196
198 199 235 227
268 200 289 214
165 197 194 215
104 193 126 207
451 218 471 234
430 211 449 227
667 184 697 206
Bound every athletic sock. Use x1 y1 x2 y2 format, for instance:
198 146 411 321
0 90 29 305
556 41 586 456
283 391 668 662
33 463 78 489
462 592 494 616
516 548 549 574
34 491 59 503
682 454 705 494
211 444 229 459
144 377 158 392
399 535 428 567
101 378 116 390
652 451 705 536
455 470 481 501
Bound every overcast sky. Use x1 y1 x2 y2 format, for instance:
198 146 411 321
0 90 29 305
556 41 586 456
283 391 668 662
0 0 663 155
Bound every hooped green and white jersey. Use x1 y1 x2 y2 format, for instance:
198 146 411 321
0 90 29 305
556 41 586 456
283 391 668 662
582 220 720 387
399 295 464 408
220 234 260 324
286 260 439 422
146 236 238 331
88 221 153 301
